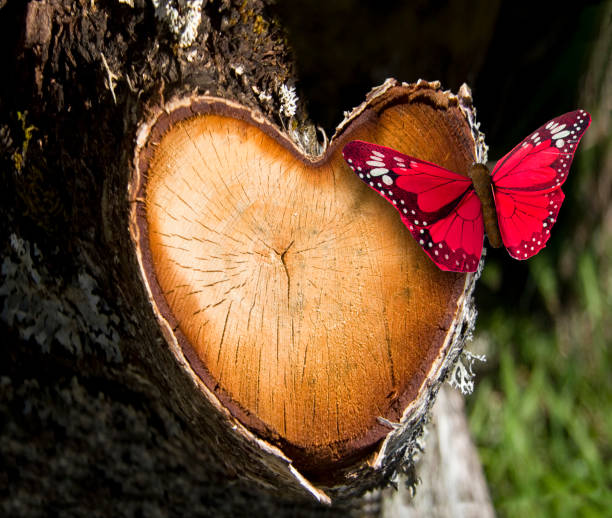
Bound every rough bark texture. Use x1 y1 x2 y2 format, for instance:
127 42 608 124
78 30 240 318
381 386 495 518
0 1 493 515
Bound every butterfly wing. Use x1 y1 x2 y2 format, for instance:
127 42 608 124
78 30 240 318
343 140 483 272
494 188 565 260
491 110 591 259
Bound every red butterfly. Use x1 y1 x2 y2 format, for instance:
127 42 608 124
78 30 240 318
342 110 591 272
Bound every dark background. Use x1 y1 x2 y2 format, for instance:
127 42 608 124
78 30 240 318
274 0 602 311
274 1 611 515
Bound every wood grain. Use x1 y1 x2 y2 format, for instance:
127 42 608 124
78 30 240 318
139 87 475 474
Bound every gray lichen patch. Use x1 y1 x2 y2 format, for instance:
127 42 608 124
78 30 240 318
448 349 486 396
0 234 121 362
151 0 205 48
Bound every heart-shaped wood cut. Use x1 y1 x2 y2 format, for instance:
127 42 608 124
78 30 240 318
130 80 479 484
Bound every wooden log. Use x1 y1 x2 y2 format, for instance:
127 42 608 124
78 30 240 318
0 0 489 512
128 79 483 499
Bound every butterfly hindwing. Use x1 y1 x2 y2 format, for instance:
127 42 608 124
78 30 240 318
343 141 483 272
423 190 484 272
492 110 591 259
495 188 565 260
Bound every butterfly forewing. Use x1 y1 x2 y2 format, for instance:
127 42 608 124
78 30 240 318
491 110 591 259
343 141 483 272
492 110 590 192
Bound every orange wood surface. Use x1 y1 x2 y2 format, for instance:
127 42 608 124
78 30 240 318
143 99 472 467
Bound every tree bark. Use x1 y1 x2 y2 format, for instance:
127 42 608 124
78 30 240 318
381 386 495 518
0 1 493 515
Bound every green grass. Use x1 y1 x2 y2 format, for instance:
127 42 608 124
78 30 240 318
468 147 612 516
471 319 611 517
469 308 612 516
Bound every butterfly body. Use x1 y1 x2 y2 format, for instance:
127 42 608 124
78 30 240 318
343 110 591 272
467 163 502 249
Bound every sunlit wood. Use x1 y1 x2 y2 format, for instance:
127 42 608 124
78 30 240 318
139 88 474 473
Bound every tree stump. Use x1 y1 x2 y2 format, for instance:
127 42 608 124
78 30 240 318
128 78 483 500
0 1 489 513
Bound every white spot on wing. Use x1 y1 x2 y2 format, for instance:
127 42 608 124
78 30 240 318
552 129 570 139
366 160 386 167
370 168 389 176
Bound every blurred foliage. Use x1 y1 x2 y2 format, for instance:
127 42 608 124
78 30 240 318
469 288 612 516
469 3 612 515
275 0 611 514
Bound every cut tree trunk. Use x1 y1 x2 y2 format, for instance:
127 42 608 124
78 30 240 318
382 385 496 518
0 1 493 515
